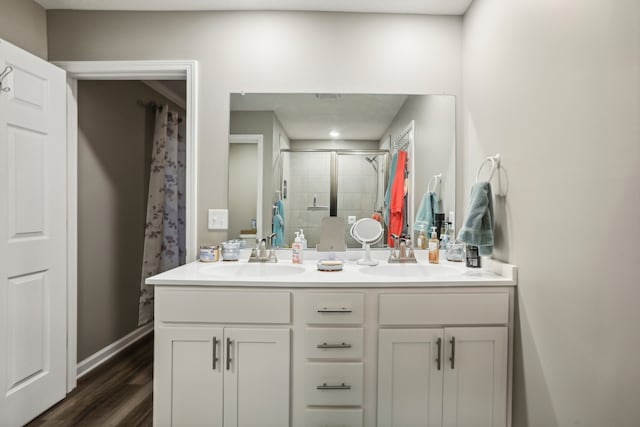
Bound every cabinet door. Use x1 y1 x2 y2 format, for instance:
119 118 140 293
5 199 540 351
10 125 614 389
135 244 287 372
223 328 290 427
377 329 444 427
442 327 508 427
154 326 224 427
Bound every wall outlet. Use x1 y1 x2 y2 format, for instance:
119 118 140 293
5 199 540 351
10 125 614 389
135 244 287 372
208 209 228 230
347 215 357 224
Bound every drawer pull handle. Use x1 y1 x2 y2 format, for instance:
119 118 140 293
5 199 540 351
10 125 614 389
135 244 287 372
226 338 233 370
449 337 456 370
212 337 219 370
317 382 351 390
317 342 352 349
436 337 442 371
317 307 352 313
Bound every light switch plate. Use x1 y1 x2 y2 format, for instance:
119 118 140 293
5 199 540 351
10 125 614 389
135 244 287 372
208 209 228 230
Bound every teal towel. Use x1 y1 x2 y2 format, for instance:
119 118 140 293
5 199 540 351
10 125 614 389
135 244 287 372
414 191 438 232
457 182 494 256
383 152 398 227
273 214 284 248
276 199 285 223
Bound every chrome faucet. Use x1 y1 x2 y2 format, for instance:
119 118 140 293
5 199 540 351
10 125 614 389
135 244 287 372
249 233 278 263
388 234 417 263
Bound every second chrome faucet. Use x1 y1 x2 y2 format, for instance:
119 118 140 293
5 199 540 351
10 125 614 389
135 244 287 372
249 233 278 263
388 234 417 263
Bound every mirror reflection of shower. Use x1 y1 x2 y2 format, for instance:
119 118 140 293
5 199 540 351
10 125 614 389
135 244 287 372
281 150 388 248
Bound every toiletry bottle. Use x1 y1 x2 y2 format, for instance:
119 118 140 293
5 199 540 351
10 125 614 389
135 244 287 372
465 245 481 268
299 229 307 250
292 232 303 264
440 222 450 250
435 213 446 240
428 226 439 264
416 225 427 249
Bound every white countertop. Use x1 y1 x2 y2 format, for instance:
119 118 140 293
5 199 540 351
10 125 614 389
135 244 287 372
146 249 517 288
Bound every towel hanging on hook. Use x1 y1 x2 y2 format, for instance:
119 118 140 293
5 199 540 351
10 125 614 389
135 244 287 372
475 154 500 183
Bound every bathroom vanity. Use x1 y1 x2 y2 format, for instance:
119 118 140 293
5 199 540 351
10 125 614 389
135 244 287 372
147 251 517 427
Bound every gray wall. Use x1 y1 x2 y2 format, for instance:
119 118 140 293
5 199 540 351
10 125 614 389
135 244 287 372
47 11 463 247
0 0 47 58
77 80 185 360
462 1 640 426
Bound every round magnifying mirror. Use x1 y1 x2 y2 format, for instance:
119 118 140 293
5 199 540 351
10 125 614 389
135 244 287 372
350 218 383 266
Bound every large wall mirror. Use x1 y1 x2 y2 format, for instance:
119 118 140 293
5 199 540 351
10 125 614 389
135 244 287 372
228 93 455 249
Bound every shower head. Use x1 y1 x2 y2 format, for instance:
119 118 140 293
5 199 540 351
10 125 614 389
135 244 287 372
365 156 378 173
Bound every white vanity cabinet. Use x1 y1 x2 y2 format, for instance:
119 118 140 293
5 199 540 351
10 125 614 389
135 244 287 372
153 289 291 427
377 292 510 427
377 327 508 427
149 262 516 427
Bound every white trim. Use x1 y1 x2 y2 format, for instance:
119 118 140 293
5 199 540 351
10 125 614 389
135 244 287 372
141 80 186 110
76 324 154 379
53 60 190 80
56 60 198 392
65 77 78 393
229 134 264 238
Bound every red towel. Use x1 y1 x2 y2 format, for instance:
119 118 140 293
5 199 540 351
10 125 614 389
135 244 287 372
388 150 407 246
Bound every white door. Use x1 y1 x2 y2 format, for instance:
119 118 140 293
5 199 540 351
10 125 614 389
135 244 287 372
0 39 68 427
154 326 224 427
223 328 290 427
377 329 444 427
442 327 508 427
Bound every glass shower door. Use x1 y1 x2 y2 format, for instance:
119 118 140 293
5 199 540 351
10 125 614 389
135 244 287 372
336 153 387 248
281 151 331 248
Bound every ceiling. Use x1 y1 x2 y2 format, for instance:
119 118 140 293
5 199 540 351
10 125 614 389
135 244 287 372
35 0 473 15
230 93 409 141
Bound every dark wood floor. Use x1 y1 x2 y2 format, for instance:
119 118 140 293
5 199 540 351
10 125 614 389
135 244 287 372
27 334 154 427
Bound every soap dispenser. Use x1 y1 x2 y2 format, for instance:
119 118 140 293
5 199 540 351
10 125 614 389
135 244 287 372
292 232 303 264
416 224 427 250
299 229 307 250
428 226 439 264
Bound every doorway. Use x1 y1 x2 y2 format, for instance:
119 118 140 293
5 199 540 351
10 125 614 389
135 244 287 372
56 60 198 392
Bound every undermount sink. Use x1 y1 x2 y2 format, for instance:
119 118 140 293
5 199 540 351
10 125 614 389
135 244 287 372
359 263 459 278
202 263 306 278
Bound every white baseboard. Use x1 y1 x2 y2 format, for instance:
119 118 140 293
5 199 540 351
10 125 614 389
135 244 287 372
76 323 154 379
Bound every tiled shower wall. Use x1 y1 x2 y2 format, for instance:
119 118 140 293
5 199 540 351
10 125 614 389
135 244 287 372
283 152 331 247
337 155 384 247
282 152 385 248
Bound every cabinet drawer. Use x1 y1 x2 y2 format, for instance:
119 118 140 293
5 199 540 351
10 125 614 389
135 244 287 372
379 292 508 325
305 363 363 406
304 408 363 427
305 293 364 325
305 328 364 360
156 290 290 323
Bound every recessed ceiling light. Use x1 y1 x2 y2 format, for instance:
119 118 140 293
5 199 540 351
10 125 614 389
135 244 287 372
330 130 340 138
